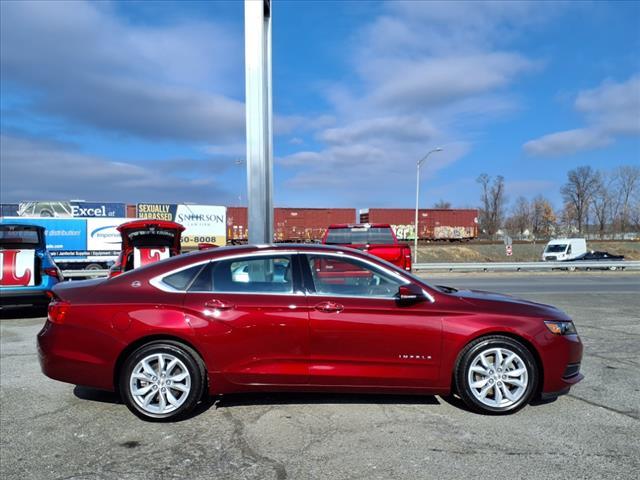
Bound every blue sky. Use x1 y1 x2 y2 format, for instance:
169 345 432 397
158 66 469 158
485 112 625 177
1 0 639 212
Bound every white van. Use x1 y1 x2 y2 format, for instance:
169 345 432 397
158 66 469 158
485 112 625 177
542 238 587 261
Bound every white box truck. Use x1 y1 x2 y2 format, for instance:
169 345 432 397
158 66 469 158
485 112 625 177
542 238 587 261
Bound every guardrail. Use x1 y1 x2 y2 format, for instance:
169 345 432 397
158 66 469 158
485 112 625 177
61 261 640 278
412 261 640 272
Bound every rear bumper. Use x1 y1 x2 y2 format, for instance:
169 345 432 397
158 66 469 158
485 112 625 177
37 320 115 391
0 289 50 308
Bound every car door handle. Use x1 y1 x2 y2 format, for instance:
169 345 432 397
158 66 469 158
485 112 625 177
204 299 235 310
314 301 344 313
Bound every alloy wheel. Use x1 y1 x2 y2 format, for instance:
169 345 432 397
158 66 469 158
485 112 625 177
467 347 529 409
129 353 191 415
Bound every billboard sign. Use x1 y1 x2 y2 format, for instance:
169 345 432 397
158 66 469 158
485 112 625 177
12 201 126 218
86 218 129 254
0 218 87 256
70 202 126 218
136 204 227 247
0 204 19 217
136 203 176 221
18 201 73 218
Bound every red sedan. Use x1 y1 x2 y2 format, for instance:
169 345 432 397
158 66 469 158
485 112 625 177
38 244 583 420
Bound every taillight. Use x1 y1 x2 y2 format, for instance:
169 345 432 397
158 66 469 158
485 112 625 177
48 300 70 324
44 267 63 281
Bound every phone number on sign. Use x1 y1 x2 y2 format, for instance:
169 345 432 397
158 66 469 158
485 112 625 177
182 236 218 244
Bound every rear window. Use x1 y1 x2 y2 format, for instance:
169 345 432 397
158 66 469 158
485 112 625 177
0 229 40 246
325 227 395 245
161 264 205 290
189 255 293 293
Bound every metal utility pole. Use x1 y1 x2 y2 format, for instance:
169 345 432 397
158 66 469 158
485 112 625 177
414 148 443 265
244 0 273 244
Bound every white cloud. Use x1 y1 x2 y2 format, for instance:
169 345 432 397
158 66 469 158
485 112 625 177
320 116 439 145
274 114 337 135
280 1 550 198
575 75 640 135
278 142 470 205
0 0 245 142
524 75 640 157
365 54 536 111
524 128 612 156
0 134 234 203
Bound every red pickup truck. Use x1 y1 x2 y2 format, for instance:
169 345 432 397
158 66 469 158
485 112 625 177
322 223 412 271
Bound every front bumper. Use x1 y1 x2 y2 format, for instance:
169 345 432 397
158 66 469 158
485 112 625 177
541 333 584 394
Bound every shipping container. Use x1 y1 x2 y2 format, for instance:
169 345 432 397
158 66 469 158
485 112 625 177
126 204 137 218
360 208 478 241
226 207 357 243
226 206 248 243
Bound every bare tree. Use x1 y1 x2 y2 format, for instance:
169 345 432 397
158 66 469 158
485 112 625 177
612 165 640 235
433 200 452 209
506 196 531 237
591 172 614 238
477 174 506 236
560 166 601 234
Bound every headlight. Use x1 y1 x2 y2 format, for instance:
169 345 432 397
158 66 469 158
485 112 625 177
544 320 578 335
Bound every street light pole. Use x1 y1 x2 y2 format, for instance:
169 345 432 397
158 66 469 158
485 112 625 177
414 148 443 265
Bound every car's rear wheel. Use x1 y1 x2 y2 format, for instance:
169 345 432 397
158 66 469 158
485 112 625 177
119 341 206 421
455 336 537 414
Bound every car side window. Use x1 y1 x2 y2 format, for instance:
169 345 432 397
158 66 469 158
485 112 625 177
306 254 404 298
161 264 205 291
189 255 293 294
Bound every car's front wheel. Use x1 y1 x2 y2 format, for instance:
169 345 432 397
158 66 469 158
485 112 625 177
119 341 206 421
455 336 537 414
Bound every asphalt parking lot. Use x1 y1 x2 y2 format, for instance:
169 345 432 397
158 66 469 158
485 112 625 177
1 272 638 480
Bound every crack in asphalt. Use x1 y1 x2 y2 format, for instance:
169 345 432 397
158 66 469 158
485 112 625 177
579 324 640 337
567 394 639 420
582 351 640 368
221 408 288 480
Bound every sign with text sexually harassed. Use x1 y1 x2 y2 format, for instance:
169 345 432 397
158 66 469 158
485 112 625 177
136 204 227 247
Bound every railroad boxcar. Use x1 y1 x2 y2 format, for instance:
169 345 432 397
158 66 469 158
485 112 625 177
226 207 357 243
360 208 478 241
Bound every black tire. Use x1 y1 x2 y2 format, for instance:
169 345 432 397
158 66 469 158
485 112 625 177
455 335 538 415
119 341 206 421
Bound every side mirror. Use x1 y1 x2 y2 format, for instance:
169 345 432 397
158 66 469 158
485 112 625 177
396 284 427 305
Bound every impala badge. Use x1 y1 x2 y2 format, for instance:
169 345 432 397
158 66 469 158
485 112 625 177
398 354 431 360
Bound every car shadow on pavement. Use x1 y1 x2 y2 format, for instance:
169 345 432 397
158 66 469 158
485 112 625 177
73 387 441 420
74 386 121 404
216 391 441 408
73 387 556 419
440 393 558 413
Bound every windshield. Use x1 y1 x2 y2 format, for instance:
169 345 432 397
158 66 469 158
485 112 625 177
325 227 395 245
0 228 41 247
545 244 567 253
